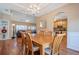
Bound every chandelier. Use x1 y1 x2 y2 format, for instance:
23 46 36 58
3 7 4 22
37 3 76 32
27 4 40 16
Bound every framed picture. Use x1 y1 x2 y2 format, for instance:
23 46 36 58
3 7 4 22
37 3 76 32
40 20 47 29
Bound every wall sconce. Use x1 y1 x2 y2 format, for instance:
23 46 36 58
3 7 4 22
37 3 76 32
12 24 15 27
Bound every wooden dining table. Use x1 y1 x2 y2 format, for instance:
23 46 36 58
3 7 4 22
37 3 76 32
31 34 54 55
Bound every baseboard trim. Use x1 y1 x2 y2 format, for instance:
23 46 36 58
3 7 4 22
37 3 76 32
67 48 79 53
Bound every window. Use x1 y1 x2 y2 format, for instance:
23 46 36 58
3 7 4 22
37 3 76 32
16 25 28 31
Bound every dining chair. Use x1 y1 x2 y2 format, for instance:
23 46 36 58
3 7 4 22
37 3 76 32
26 30 32 34
19 32 26 54
25 33 39 55
21 32 27 45
45 34 65 55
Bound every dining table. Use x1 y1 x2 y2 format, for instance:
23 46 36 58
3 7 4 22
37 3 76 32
31 34 54 55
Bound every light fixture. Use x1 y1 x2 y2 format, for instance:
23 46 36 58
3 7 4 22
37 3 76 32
12 24 15 26
27 4 40 16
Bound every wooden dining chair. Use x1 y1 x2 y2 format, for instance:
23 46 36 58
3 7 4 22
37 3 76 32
45 34 65 55
26 30 32 34
25 33 39 55
19 32 26 54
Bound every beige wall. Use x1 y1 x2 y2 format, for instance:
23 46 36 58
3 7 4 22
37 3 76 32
36 3 79 51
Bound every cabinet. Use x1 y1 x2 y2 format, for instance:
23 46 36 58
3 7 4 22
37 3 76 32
54 19 67 34
54 18 67 49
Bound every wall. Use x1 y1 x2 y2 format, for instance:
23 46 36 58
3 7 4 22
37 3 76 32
0 12 35 39
36 3 79 51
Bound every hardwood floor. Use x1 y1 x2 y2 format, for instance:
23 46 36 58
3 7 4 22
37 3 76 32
0 39 20 55
0 39 79 55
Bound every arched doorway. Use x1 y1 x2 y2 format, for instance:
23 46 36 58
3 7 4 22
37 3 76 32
53 12 67 49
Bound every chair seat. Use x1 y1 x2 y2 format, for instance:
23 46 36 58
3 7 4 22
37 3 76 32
33 45 39 51
45 48 52 55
